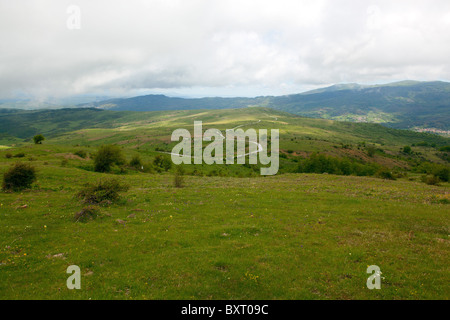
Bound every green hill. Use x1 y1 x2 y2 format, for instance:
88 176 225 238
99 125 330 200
0 107 448 175
81 81 450 131
0 107 448 300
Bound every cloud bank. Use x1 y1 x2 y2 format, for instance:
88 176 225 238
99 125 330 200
1 0 450 98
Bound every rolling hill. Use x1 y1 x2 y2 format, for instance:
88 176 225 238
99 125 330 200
82 81 450 131
0 107 448 174
0 106 448 300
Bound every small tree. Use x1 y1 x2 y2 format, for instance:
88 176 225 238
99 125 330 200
174 166 185 188
2 162 37 191
366 146 376 157
33 134 45 144
93 145 125 173
129 155 143 169
403 146 412 154
153 155 172 172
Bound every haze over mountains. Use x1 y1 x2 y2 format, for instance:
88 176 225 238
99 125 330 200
81 81 450 131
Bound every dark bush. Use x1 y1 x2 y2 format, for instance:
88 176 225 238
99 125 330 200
296 153 379 177
153 155 172 172
402 146 412 154
2 162 37 191
93 145 125 173
33 134 45 144
13 153 25 158
77 178 129 205
74 150 87 158
422 175 440 186
74 206 100 222
129 155 143 169
433 166 449 182
366 146 376 157
377 168 396 180
5 153 12 159
174 166 185 188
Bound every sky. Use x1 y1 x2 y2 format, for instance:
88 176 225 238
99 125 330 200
1 0 450 100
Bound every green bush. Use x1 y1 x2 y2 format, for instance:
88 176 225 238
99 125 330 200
74 150 87 158
33 134 45 144
402 146 412 154
153 155 172 172
74 206 100 222
415 162 449 182
422 175 440 186
377 168 396 180
366 146 376 157
2 162 37 191
77 178 129 205
5 153 12 159
129 155 143 169
13 153 25 158
296 153 379 177
93 145 126 173
433 167 449 182
174 166 185 188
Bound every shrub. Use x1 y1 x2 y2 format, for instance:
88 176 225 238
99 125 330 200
422 175 440 186
174 166 185 188
129 155 143 169
77 178 129 205
33 134 45 144
433 167 449 182
74 206 100 222
13 153 25 158
141 163 154 173
2 163 37 191
74 150 87 158
153 155 172 172
402 146 412 154
377 168 396 180
5 153 12 159
93 145 126 173
366 146 376 157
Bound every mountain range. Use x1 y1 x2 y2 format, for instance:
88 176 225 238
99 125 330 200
81 81 450 131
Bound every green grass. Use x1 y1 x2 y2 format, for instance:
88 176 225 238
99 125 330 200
0 107 448 300
0 157 448 299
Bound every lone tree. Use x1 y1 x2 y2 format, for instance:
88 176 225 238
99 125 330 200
2 162 37 191
403 145 412 154
93 145 125 173
33 134 45 144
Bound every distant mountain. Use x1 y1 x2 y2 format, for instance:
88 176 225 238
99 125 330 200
81 81 450 131
0 95 114 110
82 94 268 112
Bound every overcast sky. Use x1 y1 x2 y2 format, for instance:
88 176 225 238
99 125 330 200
1 0 450 100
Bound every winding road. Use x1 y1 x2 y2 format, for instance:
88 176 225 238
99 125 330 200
161 120 264 161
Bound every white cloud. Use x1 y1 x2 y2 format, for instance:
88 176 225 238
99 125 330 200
1 0 450 99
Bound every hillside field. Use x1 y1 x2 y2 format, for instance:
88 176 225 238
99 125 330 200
0 107 448 299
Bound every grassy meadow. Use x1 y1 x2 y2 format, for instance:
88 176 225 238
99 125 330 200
0 107 448 299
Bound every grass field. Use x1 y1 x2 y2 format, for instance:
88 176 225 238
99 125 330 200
0 108 448 300
0 164 448 299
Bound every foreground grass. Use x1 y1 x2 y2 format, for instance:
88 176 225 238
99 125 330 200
0 163 448 300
